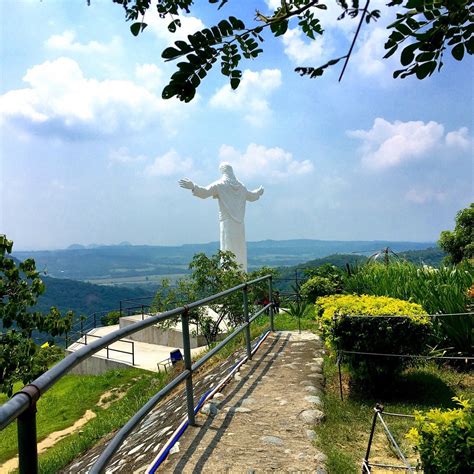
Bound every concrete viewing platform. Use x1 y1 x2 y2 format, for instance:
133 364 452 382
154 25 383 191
66 307 229 375
67 325 206 374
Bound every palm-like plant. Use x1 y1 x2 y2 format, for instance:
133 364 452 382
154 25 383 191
283 301 312 333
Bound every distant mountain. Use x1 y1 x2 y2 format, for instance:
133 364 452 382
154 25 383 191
13 239 436 282
67 243 85 250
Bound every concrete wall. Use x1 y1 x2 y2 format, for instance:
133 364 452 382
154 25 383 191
66 350 132 375
119 316 207 349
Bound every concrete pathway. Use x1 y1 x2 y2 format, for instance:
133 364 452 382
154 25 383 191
161 331 327 473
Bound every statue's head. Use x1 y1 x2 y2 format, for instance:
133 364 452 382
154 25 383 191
219 162 234 176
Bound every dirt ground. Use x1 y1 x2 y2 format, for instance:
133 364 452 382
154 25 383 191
161 331 327 473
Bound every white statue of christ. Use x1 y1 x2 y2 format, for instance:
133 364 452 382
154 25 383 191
179 163 264 272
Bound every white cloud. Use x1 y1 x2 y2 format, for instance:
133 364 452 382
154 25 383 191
135 63 163 91
0 57 188 139
446 127 471 151
218 143 313 182
348 118 446 170
146 11 205 44
353 27 390 77
109 147 147 164
145 150 193 177
405 187 447 204
210 69 282 126
45 30 121 54
282 28 328 64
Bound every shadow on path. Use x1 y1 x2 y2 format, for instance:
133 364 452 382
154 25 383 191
172 333 290 473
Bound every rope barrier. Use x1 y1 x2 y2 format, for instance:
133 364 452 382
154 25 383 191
338 312 474 318
338 350 474 360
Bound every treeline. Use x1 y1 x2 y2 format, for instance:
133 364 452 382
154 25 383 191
274 248 446 292
36 276 154 317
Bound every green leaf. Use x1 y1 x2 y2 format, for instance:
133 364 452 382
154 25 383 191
415 61 436 79
270 20 288 37
168 19 181 33
400 43 418 66
218 19 233 36
130 22 147 37
452 43 465 61
162 47 182 60
230 77 240 90
229 16 245 30
395 23 412 36
384 45 398 59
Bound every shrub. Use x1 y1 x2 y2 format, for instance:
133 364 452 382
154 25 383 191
406 397 473 474
316 294 431 386
345 261 474 356
101 310 121 326
300 276 338 302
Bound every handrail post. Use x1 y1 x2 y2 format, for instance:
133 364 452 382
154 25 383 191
363 404 383 473
119 301 122 317
18 403 38 474
181 309 195 426
268 276 274 332
16 385 41 474
243 285 252 360
131 341 135 366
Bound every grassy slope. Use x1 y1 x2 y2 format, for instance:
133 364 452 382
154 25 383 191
0 369 147 464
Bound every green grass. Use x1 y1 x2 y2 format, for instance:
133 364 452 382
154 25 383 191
315 354 474 473
37 371 170 473
0 369 146 465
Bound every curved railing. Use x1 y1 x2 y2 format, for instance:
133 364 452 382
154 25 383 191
0 275 273 473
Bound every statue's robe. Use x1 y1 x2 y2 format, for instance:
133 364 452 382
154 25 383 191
192 177 261 271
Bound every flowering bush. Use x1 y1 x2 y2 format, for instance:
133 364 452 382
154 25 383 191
406 397 473 474
315 294 431 385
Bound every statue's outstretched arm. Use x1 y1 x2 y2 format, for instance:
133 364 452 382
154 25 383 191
179 178 216 199
179 178 195 190
246 186 264 202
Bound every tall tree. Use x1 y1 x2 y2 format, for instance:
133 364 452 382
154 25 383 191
109 0 473 101
438 203 474 264
0 236 73 396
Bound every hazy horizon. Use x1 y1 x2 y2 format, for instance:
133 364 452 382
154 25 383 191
12 237 438 253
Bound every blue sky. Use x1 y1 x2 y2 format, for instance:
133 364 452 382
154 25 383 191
0 0 472 250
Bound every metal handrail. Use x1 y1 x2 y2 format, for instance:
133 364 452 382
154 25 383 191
74 332 135 366
0 274 273 473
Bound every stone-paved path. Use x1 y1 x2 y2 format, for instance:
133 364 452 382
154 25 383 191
161 331 326 473
62 331 326 473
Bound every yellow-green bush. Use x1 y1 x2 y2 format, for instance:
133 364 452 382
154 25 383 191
406 397 473 473
316 295 431 386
